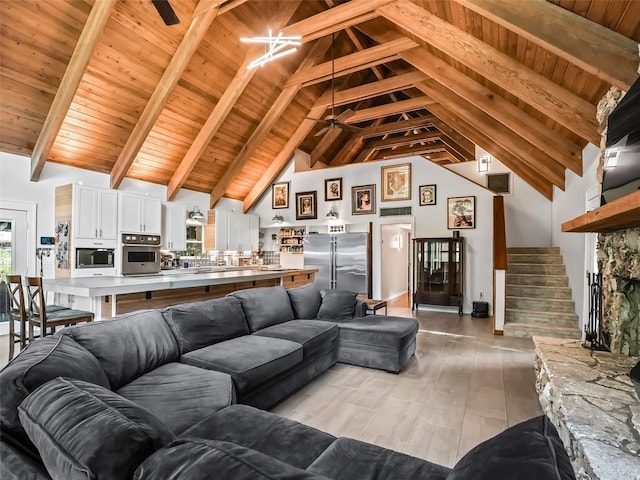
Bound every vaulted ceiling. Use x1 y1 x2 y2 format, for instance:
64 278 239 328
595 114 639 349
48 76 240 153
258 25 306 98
1 0 638 208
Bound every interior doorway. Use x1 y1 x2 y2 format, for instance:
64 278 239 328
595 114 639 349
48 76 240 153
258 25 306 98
380 223 412 306
0 208 29 335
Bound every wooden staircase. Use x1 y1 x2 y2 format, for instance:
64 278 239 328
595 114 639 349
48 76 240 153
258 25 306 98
504 247 580 339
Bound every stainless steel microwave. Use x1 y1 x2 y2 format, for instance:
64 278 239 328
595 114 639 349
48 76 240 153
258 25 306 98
76 248 115 269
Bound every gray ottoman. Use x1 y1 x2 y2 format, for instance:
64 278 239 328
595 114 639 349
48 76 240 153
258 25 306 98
331 316 419 373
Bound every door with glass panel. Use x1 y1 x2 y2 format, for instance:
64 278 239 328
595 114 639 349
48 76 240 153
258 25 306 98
0 209 28 335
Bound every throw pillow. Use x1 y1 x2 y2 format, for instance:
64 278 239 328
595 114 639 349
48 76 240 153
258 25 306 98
18 377 174 480
448 415 575 480
228 286 294 332
287 283 322 319
316 290 358 320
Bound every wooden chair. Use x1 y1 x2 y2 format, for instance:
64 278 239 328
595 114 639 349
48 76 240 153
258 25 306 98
6 275 28 361
26 277 94 340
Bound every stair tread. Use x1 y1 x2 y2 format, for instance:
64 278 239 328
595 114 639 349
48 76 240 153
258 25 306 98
504 322 578 333
506 295 574 302
506 308 577 317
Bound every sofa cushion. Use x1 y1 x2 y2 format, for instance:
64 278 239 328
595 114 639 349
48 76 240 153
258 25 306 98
117 362 235 435
253 320 338 357
228 286 294 332
0 439 50 480
332 315 419 350
307 437 451 480
448 415 575 480
64 309 179 389
162 297 249 354
0 335 109 449
133 438 331 480
18 377 174 480
180 335 303 394
287 283 322 319
182 404 336 469
317 290 358 320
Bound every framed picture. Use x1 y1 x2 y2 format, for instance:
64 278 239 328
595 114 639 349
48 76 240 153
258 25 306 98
352 184 376 215
381 163 411 201
296 191 317 220
447 196 476 229
324 177 342 201
272 182 289 209
419 184 436 206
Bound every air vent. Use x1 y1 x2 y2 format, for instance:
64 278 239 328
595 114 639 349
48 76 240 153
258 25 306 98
380 206 412 216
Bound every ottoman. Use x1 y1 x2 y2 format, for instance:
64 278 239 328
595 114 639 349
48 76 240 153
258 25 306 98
331 316 419 373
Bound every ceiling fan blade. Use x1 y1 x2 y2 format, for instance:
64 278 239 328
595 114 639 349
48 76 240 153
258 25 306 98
338 123 362 134
152 0 180 25
335 109 355 122
315 126 331 137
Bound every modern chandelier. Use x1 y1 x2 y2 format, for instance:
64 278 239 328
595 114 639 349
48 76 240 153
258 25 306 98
241 29 302 69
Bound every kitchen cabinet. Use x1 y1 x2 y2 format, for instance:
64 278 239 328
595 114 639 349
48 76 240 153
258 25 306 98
204 210 259 252
73 184 118 245
162 202 187 251
119 192 162 234
412 237 464 315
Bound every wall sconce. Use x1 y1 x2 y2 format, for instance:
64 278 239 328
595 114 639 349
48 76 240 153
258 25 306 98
604 149 620 169
478 153 491 173
326 206 339 220
272 213 284 224
188 206 204 220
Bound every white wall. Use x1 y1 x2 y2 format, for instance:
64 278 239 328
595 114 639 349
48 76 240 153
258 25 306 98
551 143 600 331
250 153 495 312
447 152 553 247
0 152 214 277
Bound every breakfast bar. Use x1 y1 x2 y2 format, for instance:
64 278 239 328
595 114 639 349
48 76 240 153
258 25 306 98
44 269 317 320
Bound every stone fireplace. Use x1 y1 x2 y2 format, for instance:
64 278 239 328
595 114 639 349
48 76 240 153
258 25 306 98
597 227 640 355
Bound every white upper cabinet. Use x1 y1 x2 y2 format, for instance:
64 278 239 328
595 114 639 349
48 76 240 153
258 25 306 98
218 211 259 251
162 202 187 251
73 184 117 244
119 192 162 234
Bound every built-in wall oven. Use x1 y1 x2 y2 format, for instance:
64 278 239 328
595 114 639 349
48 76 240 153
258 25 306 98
121 233 161 276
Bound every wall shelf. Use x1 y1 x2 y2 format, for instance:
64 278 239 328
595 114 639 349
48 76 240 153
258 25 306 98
562 191 640 233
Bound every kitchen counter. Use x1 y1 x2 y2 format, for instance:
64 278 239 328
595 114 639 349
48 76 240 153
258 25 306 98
45 269 318 319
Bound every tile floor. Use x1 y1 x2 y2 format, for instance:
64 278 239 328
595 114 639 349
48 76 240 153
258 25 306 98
0 304 542 469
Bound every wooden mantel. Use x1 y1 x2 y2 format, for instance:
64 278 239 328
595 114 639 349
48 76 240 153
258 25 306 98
562 190 640 233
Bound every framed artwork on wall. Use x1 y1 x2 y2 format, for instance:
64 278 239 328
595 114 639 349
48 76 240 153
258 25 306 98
272 182 289 209
447 196 475 229
324 177 342 201
419 184 436 206
351 184 376 215
296 191 317 220
381 163 411 201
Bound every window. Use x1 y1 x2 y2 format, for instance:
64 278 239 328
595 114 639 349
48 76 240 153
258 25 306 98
487 173 511 194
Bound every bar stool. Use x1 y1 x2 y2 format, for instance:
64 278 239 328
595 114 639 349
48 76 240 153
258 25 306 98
26 277 94 339
6 275 27 361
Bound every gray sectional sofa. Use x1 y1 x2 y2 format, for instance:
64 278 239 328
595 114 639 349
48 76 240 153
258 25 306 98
0 284 575 480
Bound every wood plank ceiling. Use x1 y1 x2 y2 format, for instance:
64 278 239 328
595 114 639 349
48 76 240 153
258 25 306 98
1 0 638 206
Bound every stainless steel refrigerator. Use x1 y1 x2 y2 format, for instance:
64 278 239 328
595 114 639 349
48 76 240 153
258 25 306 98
303 233 369 295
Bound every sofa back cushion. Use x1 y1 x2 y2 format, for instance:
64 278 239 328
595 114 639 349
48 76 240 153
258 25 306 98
162 297 249 354
448 415 575 480
65 309 179 389
316 290 358 320
228 286 294 332
0 335 109 450
18 377 174 480
133 438 332 480
287 283 322 319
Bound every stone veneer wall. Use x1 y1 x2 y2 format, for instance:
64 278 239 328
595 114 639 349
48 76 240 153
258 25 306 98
597 227 640 355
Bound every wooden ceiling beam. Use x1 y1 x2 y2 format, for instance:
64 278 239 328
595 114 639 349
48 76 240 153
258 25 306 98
425 151 456 163
310 126 347 166
443 145 468 163
439 134 475 161
357 116 437 138
318 71 428 109
166 1 300 201
428 104 554 200
432 120 475 156
400 48 582 174
377 141 448 159
368 130 442 149
329 118 386 166
242 95 331 212
344 96 435 124
209 36 335 207
286 37 419 87
110 0 221 189
30 0 116 181
454 0 639 91
416 80 566 189
376 1 600 144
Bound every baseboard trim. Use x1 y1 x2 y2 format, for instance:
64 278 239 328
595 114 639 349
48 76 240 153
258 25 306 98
493 329 504 336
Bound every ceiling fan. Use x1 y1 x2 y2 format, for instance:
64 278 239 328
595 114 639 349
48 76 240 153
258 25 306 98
152 0 180 26
307 33 361 137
